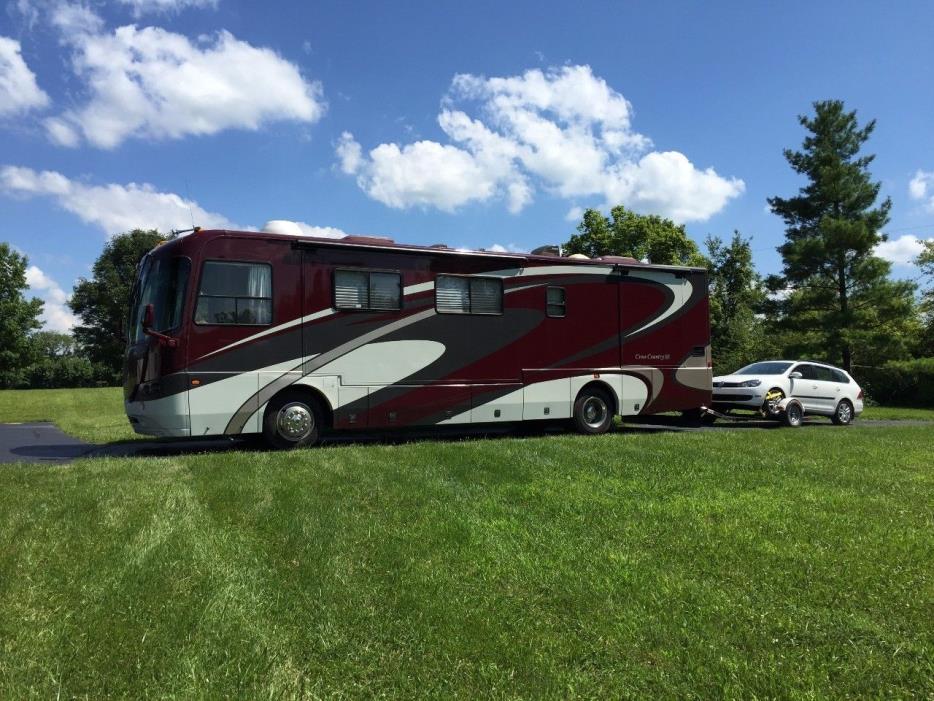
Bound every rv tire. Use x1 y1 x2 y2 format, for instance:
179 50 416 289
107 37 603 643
263 391 323 449
572 386 614 435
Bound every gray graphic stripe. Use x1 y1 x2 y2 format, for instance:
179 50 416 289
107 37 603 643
223 308 438 434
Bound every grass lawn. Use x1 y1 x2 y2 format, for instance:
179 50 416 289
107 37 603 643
0 387 137 444
1 389 932 698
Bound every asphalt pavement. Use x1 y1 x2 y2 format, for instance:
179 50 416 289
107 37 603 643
0 422 93 464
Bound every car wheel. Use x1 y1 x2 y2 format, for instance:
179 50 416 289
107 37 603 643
784 400 803 427
263 392 322 449
831 399 854 426
572 387 614 435
762 388 785 419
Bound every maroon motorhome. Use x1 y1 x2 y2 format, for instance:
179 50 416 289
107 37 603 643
124 229 712 447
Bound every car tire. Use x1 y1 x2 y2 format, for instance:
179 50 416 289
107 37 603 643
263 392 323 449
572 387 614 435
784 400 803 427
831 399 854 426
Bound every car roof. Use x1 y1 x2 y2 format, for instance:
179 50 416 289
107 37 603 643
750 360 849 374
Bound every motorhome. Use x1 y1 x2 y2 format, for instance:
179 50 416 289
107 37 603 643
124 228 712 447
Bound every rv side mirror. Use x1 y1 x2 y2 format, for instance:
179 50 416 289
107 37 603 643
141 304 178 348
789 371 802 379
143 303 155 330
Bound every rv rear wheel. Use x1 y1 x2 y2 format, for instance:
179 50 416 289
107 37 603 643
572 387 614 435
263 392 323 449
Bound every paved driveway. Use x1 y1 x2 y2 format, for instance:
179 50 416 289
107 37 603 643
0 423 93 464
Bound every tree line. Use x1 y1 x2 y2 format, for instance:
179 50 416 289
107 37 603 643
1 100 932 402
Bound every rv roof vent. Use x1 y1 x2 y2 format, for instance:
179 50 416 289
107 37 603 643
342 235 395 245
567 253 590 259
430 243 450 249
531 244 560 257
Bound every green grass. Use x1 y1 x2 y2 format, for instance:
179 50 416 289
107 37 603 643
861 405 934 421
0 387 136 443
1 402 932 697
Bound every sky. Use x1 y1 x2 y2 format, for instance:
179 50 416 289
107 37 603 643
1 0 933 331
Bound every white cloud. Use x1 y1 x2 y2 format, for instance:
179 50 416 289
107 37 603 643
909 170 934 212
46 16 325 148
565 205 583 222
874 234 932 266
117 0 219 17
49 2 104 34
337 65 744 222
0 165 234 235
487 243 526 253
0 36 51 117
336 131 363 174
25 264 78 332
261 219 345 238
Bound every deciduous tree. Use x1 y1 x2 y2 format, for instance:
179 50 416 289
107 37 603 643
564 206 707 266
69 229 165 381
0 243 44 388
706 232 765 373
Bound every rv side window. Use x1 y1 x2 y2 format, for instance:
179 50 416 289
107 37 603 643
436 275 503 315
334 270 402 311
546 286 566 318
195 261 272 325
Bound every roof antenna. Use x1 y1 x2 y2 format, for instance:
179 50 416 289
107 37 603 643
169 180 200 238
185 177 196 231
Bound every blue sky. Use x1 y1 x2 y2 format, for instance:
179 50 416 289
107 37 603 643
2 0 933 330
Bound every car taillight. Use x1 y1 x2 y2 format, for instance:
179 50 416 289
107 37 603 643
857 389 864 400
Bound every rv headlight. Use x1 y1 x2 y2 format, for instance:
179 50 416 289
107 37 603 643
740 379 761 387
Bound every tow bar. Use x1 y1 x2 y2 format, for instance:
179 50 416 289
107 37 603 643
701 397 805 427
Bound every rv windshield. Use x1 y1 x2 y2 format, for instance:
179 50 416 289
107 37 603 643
128 255 190 344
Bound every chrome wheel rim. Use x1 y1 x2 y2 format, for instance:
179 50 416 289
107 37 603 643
582 396 608 429
788 405 801 426
838 402 852 423
276 403 313 440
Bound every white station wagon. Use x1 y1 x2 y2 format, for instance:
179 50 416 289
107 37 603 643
712 360 864 425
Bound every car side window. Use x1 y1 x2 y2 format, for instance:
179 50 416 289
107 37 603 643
797 364 817 380
814 366 835 382
831 369 849 383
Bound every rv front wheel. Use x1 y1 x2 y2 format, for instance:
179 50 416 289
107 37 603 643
572 387 614 435
263 392 322 449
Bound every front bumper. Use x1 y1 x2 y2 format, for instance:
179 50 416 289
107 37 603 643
711 388 767 411
125 392 191 437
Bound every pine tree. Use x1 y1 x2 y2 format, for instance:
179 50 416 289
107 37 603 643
768 100 915 371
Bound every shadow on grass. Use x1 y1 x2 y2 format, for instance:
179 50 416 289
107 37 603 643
9 414 874 464
88 416 849 459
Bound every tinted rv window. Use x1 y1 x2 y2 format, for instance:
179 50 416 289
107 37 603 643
546 286 566 317
333 270 401 311
195 261 272 325
436 275 503 315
